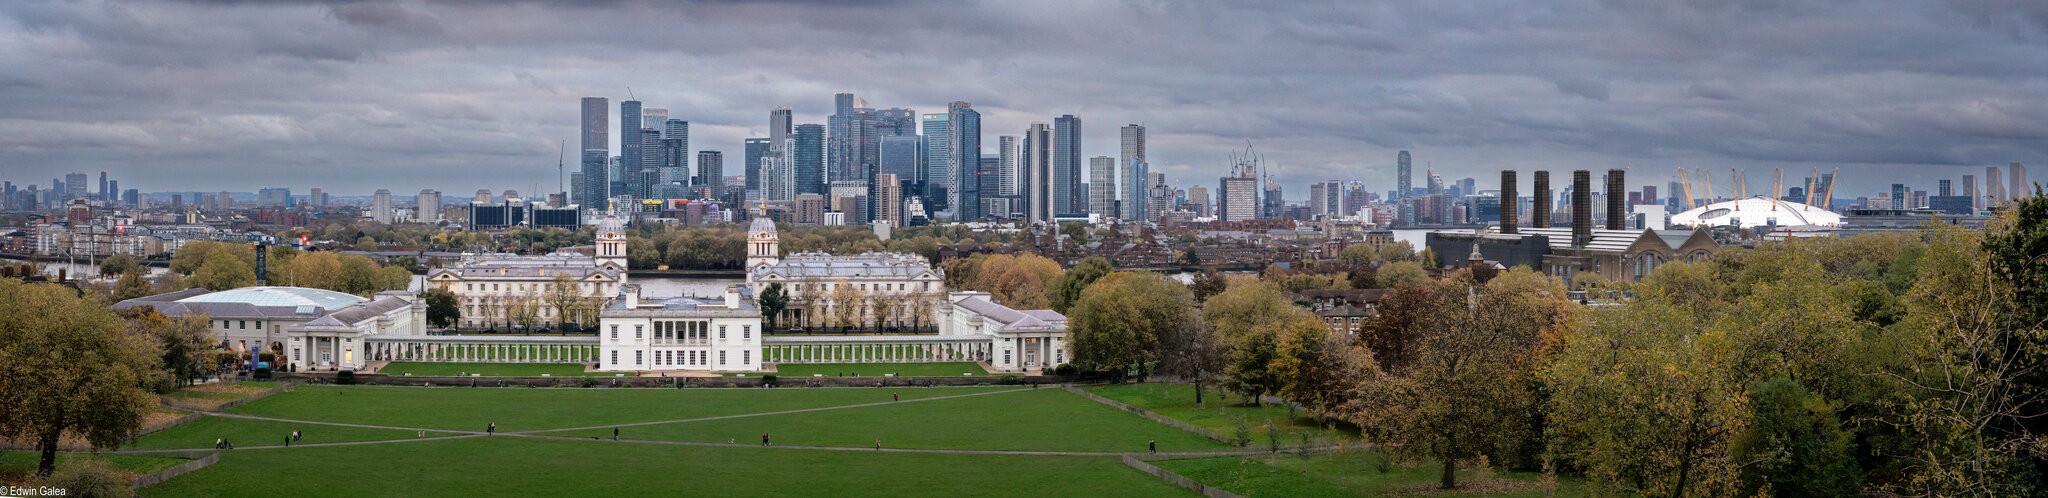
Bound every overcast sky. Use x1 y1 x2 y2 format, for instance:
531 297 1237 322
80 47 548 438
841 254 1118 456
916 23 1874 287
1 0 2044 200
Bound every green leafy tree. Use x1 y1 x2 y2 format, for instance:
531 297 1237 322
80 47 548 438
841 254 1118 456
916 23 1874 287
98 254 140 276
185 254 254 291
125 308 221 390
759 282 789 329
1202 280 1306 404
0 279 159 477
113 268 155 301
422 288 460 329
1374 261 1429 289
1066 272 1195 378
1050 256 1113 313
1731 377 1862 496
1188 269 1228 303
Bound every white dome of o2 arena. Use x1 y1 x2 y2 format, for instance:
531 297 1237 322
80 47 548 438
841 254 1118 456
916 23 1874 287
1670 196 1843 228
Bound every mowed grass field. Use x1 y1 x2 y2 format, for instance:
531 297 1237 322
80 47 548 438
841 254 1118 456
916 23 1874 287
130 415 458 450
139 385 1203 497
552 388 1227 452
756 362 991 377
217 385 1022 432
145 436 1192 497
1153 452 1583 497
1085 383 1353 447
377 361 606 377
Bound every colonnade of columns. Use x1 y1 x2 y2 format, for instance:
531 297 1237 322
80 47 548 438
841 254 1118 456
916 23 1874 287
761 339 990 364
367 339 599 364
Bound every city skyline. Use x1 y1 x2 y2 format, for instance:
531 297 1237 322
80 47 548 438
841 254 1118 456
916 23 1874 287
0 1 2042 198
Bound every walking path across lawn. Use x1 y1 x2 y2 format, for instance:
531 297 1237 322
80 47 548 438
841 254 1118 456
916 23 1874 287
113 386 1332 458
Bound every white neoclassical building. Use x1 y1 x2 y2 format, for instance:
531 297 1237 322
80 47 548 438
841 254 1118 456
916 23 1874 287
743 215 946 330
597 284 764 373
426 216 629 329
935 291 1070 372
114 286 426 371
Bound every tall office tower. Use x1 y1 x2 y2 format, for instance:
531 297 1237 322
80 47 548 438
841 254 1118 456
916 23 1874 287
829 93 881 185
1343 181 1367 215
1219 176 1257 221
875 108 916 137
417 190 441 223
98 171 108 201
1262 177 1285 219
998 136 1021 197
769 108 794 152
761 138 796 201
1605 169 1625 229
1570 171 1591 245
1089 156 1117 217
947 102 982 220
662 119 689 174
638 127 663 197
1988 166 2006 204
1309 180 1339 218
1397 150 1412 199
794 124 826 196
372 189 393 224
921 113 950 211
977 155 1003 218
744 138 770 199
695 151 723 198
1426 171 1445 195
879 135 922 190
2013 163 2030 200
121 189 137 208
1939 179 1953 197
875 173 903 227
1022 123 1052 223
1146 172 1172 222
1053 115 1084 216
1500 171 1518 234
579 97 609 207
1533 171 1552 228
1963 174 1978 210
1642 186 1658 205
1186 185 1210 218
65 172 87 200
1120 123 1147 165
309 188 325 207
475 189 492 204
1123 159 1151 221
1891 183 1908 209
618 99 643 198
106 180 119 204
257 188 291 207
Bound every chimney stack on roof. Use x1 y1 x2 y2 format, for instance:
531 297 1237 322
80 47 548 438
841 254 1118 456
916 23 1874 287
1533 171 1552 229
1500 170 1519 235
1573 170 1592 247
1606 169 1626 230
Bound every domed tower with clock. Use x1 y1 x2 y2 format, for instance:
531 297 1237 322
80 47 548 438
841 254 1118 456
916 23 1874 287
595 214 628 280
746 213 780 273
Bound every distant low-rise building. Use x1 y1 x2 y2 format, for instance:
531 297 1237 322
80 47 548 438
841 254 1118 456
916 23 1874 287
114 286 425 372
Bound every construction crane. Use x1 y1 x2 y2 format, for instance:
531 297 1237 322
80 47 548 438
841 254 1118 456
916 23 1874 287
556 140 566 199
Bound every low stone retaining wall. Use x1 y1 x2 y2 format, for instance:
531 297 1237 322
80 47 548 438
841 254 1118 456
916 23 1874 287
1121 456 1242 498
1063 386 1236 445
161 381 296 413
286 372 1071 389
130 452 219 489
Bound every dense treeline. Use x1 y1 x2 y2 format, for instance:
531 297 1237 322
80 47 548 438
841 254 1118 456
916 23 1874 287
1066 202 2048 494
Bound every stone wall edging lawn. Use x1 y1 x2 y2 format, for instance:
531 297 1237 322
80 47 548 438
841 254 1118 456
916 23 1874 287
129 451 218 490
287 372 1074 389
1121 456 1244 498
134 411 204 439
1062 386 1237 445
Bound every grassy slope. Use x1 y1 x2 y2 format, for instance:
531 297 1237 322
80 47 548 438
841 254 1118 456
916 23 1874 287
231 385 1021 431
1085 383 1352 446
131 416 456 450
1154 452 1584 497
145 437 1193 497
557 388 1228 452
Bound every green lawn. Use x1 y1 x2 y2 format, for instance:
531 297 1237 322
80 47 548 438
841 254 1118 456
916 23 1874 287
377 362 605 377
145 435 1194 497
231 385 1023 432
1154 451 1583 497
131 415 457 450
557 388 1227 452
751 362 992 377
0 452 190 478
1086 383 1352 447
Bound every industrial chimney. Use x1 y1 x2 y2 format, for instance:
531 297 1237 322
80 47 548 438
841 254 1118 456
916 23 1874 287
1533 171 1552 228
1572 170 1592 246
1606 169 1626 230
1500 170 1518 234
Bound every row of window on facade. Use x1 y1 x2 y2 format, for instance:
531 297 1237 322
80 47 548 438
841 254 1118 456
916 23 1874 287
793 281 934 293
463 282 594 292
610 322 750 341
610 349 746 367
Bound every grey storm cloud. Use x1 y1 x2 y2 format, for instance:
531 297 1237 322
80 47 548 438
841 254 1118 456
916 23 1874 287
0 0 2043 199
